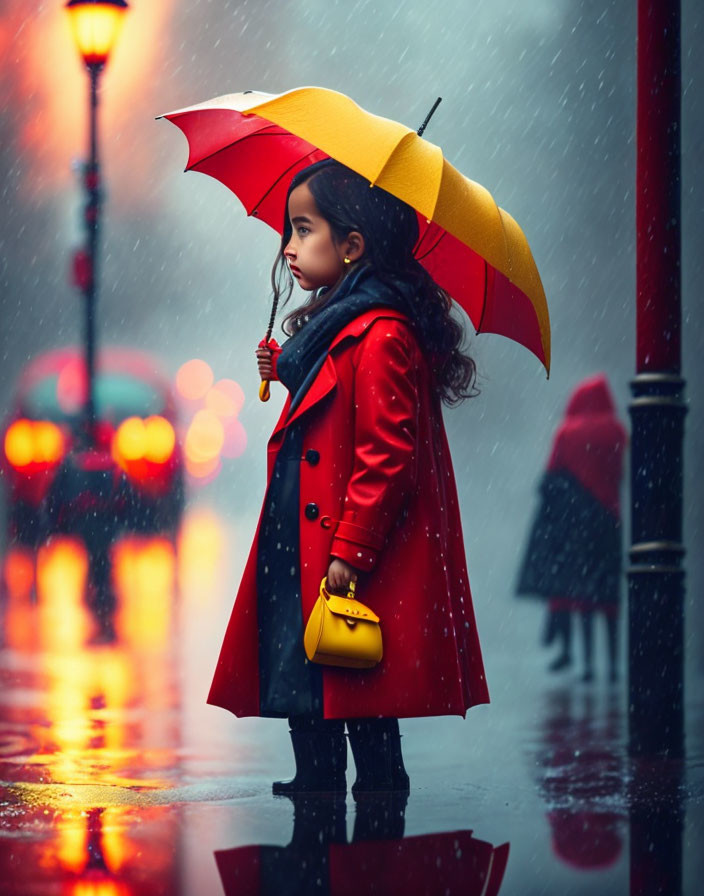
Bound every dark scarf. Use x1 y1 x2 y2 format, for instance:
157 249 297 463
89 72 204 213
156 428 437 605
276 265 413 413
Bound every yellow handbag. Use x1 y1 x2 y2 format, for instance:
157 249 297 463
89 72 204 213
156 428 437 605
303 577 383 669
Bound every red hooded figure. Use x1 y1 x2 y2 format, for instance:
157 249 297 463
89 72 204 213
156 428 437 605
516 375 627 679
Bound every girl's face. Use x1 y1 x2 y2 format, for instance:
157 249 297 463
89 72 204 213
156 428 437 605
283 182 348 291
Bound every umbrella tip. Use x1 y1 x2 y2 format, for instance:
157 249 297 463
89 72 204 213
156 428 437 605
417 97 442 137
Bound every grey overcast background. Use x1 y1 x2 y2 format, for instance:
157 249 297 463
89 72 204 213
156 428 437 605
1 0 703 675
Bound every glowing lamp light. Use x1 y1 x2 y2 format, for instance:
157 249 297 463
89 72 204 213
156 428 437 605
5 419 65 468
113 416 176 469
114 416 147 463
144 416 176 463
65 0 129 68
5 420 34 467
34 421 65 464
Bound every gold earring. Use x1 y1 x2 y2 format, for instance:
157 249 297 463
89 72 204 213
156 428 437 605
343 256 351 264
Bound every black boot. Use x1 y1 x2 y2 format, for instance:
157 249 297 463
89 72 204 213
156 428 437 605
273 720 347 795
347 717 410 796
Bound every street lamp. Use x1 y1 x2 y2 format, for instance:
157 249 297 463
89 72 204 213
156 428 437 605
65 0 129 443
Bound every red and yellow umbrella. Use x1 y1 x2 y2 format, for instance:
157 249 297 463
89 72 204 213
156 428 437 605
161 87 550 373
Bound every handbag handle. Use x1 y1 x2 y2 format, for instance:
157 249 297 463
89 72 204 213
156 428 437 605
321 575 356 601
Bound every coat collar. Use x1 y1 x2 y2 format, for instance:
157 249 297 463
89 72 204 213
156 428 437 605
271 308 409 437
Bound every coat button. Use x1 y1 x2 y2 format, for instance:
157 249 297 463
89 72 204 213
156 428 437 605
304 449 320 465
304 503 319 520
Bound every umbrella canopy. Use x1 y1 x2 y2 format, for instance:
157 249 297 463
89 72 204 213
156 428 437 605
160 87 550 373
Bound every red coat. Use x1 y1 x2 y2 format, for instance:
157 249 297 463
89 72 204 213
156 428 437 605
208 309 489 719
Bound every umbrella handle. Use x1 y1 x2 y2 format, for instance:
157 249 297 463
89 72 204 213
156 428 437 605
259 379 271 402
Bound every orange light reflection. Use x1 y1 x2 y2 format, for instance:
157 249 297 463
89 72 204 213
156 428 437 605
36 537 91 650
177 506 227 601
1 527 184 891
113 536 175 650
3 546 35 601
68 878 133 896
55 809 89 874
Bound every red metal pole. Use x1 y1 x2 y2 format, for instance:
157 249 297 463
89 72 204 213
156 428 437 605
628 0 685 760
636 0 681 373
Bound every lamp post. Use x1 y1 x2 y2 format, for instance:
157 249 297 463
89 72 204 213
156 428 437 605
65 0 129 443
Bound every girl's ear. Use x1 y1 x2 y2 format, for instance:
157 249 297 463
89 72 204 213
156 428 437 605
343 231 365 262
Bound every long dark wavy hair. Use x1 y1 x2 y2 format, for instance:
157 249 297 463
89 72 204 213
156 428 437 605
271 159 478 405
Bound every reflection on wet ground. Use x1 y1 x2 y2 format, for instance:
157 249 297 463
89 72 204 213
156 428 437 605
0 530 182 895
534 689 627 875
0 505 702 894
216 794 509 896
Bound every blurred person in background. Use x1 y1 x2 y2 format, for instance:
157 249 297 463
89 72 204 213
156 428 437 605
516 374 627 681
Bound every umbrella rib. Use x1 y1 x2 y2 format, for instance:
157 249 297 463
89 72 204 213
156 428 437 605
414 228 446 262
249 150 326 219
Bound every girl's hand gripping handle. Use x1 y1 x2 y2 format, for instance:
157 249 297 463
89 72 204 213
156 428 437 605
256 338 281 402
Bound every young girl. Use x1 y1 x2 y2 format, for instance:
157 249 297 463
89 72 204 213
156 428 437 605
208 159 490 795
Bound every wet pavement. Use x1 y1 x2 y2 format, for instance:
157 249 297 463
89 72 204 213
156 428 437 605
0 506 702 895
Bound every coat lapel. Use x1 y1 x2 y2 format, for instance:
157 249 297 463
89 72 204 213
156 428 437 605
271 308 408 438
273 353 338 435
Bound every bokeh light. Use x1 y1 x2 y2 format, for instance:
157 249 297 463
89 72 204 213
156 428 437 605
175 359 214 402
205 378 245 418
221 416 247 459
57 358 88 414
184 409 224 464
184 454 221 481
